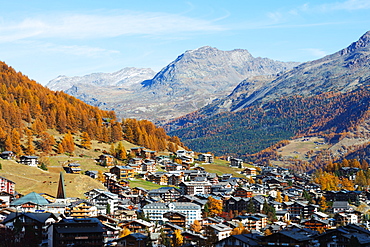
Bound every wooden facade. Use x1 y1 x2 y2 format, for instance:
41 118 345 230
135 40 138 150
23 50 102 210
163 211 186 227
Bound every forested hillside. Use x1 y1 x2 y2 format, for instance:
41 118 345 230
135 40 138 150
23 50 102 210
0 61 183 155
313 158 370 191
169 85 370 157
166 31 370 160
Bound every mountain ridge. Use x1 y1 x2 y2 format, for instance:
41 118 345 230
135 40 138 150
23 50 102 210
47 46 299 123
47 67 156 91
168 30 370 128
167 30 370 158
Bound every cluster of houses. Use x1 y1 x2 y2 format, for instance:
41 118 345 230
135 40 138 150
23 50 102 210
2 149 370 246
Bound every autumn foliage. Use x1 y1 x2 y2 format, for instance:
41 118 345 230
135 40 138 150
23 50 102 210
312 158 370 191
170 85 370 159
205 196 223 217
0 61 184 155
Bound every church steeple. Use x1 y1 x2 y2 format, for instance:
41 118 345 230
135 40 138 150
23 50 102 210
56 172 66 199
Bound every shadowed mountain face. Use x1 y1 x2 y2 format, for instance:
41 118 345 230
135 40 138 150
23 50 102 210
252 31 370 104
205 31 370 115
166 31 370 157
167 31 370 130
47 46 299 123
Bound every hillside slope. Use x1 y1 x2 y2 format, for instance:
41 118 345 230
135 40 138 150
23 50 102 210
0 61 186 197
0 61 185 156
0 160 106 198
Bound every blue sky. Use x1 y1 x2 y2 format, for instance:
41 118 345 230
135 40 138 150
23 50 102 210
0 0 369 85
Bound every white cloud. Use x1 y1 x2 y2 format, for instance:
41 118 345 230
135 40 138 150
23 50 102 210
266 11 284 23
290 0 370 14
321 0 370 11
260 0 370 30
43 43 120 57
0 11 225 43
13 40 120 58
302 48 328 58
0 19 46 42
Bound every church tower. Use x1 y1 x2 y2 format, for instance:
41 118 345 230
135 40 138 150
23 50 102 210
56 171 66 199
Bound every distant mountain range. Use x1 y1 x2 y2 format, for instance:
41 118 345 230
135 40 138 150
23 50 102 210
48 30 370 163
47 46 299 123
47 67 157 91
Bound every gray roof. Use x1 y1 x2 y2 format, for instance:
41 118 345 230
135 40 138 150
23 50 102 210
69 199 93 207
179 195 207 205
68 162 80 166
172 202 201 210
92 191 119 199
149 187 179 193
210 223 232 232
163 222 183 230
115 165 134 170
20 155 39 159
134 187 148 192
2 212 57 224
122 233 148 240
10 192 49 206
333 201 349 208
224 234 261 246
143 202 201 210
277 227 318 241
252 195 265 204
143 202 168 209
54 218 104 234
129 219 153 227
276 210 288 215
204 217 224 223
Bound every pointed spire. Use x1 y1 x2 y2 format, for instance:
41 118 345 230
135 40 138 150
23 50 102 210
56 172 66 199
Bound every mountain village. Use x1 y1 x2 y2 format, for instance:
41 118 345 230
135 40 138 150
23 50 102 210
1 145 370 247
0 23 370 247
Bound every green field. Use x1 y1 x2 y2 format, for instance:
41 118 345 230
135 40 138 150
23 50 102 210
201 159 245 177
129 179 171 190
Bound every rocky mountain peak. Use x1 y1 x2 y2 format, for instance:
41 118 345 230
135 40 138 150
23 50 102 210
341 30 370 55
48 46 299 123
183 46 253 60
189 31 370 121
187 45 217 53
142 46 296 90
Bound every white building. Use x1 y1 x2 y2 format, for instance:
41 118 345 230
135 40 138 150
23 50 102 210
19 155 39 167
198 153 214 163
179 181 212 196
176 150 194 157
142 202 202 226
337 213 358 224
209 223 232 241
86 190 119 214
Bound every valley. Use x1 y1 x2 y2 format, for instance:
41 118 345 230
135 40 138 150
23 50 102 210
3 2 370 246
